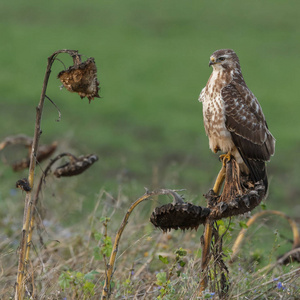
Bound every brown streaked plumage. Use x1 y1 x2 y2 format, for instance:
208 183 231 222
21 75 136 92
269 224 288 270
199 49 275 190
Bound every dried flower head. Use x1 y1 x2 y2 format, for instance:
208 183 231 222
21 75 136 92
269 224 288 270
54 154 98 177
12 142 57 171
0 135 57 171
16 178 31 192
58 57 100 103
150 202 210 232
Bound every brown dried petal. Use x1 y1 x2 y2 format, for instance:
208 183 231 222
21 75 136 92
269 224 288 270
58 58 100 103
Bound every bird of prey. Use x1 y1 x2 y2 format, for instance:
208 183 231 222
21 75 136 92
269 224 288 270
199 49 275 190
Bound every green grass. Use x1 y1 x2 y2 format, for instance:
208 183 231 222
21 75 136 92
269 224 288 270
0 0 300 298
1 0 300 215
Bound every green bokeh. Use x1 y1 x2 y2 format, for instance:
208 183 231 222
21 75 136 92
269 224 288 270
0 0 299 219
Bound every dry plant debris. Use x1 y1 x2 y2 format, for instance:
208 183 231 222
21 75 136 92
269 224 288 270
12 142 58 171
58 57 100 103
54 154 98 177
0 135 57 171
150 202 210 232
150 160 266 232
16 178 31 192
278 247 300 264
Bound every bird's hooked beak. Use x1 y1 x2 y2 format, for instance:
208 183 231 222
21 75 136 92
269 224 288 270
209 56 216 67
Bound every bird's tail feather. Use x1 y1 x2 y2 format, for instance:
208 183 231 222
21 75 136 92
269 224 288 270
236 150 268 193
247 160 268 192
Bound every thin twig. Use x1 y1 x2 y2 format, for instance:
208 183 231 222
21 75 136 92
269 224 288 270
54 57 67 70
24 152 81 264
199 163 226 295
45 95 62 122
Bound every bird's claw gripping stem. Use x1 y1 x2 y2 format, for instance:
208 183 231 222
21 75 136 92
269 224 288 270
219 152 232 167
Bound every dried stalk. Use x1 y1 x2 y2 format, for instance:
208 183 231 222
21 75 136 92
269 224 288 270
24 153 78 264
101 189 183 300
15 50 81 300
230 210 300 262
199 164 226 294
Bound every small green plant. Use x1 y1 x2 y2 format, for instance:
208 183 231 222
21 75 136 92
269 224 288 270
59 270 99 299
93 217 113 262
121 271 135 297
156 248 188 299
155 271 175 299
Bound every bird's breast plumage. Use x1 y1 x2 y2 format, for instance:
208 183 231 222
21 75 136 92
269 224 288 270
199 70 234 153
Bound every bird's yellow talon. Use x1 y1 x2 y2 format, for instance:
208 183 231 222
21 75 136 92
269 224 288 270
219 152 232 166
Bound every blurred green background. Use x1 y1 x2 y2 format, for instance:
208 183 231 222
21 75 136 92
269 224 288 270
0 0 300 220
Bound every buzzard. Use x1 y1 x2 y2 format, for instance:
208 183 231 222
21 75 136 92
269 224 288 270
199 49 275 190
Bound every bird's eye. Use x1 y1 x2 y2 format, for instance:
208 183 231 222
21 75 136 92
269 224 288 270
219 57 225 61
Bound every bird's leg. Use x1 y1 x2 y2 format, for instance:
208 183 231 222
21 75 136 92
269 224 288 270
212 164 226 195
219 151 232 166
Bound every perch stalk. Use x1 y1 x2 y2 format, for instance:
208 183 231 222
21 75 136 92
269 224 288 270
199 164 226 294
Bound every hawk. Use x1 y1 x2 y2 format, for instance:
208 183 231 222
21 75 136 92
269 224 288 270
199 49 275 190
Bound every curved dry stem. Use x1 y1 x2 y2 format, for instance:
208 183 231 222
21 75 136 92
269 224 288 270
15 50 81 300
101 189 183 300
24 153 78 263
230 210 300 263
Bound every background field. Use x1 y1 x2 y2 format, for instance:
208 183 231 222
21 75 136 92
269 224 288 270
0 0 299 299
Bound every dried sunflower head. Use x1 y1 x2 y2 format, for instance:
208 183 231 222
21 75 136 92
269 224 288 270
58 57 100 103
54 154 98 177
150 202 210 232
0 135 57 171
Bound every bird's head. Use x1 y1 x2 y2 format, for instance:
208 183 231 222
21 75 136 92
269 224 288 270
209 49 240 71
